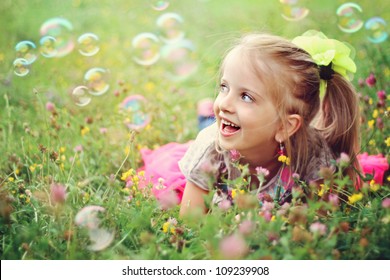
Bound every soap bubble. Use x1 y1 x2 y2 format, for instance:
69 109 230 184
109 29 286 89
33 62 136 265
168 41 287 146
84 68 110 96
336 2 364 33
87 228 115 251
156 12 185 44
15 41 37 64
75 206 114 251
75 205 106 229
132 33 161 66
365 17 388 43
72 85 92 107
13 58 30 77
120 95 151 130
39 36 58 58
40 17 75 57
150 0 170 11
160 39 199 81
280 0 309 21
77 33 100 56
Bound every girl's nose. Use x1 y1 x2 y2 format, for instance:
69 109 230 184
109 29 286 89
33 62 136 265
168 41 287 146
217 93 235 113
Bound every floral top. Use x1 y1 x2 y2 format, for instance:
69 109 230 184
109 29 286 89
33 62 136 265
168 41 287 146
178 123 335 204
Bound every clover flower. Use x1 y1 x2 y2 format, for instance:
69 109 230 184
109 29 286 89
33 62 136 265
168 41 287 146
219 234 248 259
50 183 67 205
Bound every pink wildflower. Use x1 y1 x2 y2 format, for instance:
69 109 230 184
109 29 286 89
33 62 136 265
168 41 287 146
263 210 272 222
157 190 179 210
255 167 270 177
45 101 55 112
219 234 248 259
74 145 83 153
218 199 232 211
382 198 390 209
99 127 108 134
310 222 327 236
229 149 241 161
328 193 340 207
337 152 350 167
365 73 376 87
377 90 386 100
238 220 255 236
50 183 67 204
357 153 389 185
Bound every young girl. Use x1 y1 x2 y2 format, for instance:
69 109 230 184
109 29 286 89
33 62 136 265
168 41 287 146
178 31 360 216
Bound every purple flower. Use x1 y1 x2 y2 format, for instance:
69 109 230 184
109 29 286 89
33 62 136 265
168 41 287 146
74 145 83 153
50 183 67 204
365 73 376 87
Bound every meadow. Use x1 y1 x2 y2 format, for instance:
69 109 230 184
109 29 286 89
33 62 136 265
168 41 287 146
0 0 389 260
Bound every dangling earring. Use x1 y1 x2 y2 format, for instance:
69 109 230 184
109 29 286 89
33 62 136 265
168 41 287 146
277 140 285 157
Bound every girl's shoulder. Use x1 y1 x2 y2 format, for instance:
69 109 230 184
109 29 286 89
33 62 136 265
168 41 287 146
179 123 223 190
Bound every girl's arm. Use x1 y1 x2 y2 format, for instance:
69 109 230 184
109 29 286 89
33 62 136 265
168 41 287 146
179 181 209 217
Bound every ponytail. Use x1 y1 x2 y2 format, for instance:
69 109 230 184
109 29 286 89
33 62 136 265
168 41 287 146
315 74 361 183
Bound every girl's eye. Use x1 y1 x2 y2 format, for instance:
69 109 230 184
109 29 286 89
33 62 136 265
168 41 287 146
241 93 254 103
219 83 228 93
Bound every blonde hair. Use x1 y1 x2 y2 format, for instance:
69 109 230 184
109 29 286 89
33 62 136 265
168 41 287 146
219 33 360 183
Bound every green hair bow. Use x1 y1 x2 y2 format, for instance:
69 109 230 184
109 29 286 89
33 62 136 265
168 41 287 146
292 30 357 96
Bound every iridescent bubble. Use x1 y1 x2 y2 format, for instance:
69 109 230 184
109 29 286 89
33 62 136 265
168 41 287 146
150 0 170 11
13 58 30 77
156 12 185 44
365 17 388 44
120 95 151 130
39 36 58 58
160 39 199 81
132 33 161 66
84 68 110 96
77 33 100 56
336 2 364 33
72 85 92 107
40 17 75 57
280 0 309 21
15 41 37 64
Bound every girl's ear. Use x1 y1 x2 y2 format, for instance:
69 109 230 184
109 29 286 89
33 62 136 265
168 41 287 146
274 114 302 142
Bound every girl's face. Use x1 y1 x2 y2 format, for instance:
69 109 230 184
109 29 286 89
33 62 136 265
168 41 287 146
213 49 281 165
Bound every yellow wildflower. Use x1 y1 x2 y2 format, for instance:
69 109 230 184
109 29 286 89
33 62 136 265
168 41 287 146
367 120 375 129
387 176 390 182
124 146 130 155
59 147 66 153
271 215 276 222
162 221 176 234
121 169 134 181
368 139 376 146
15 168 20 175
348 193 363 204
278 155 290 165
138 170 145 177
318 184 328 197
368 98 373 105
372 109 378 119
8 177 14 182
29 164 37 172
81 126 90 136
369 180 380 192
385 137 390 147
144 82 155 92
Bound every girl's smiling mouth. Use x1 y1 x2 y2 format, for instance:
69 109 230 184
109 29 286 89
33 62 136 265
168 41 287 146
220 118 241 136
